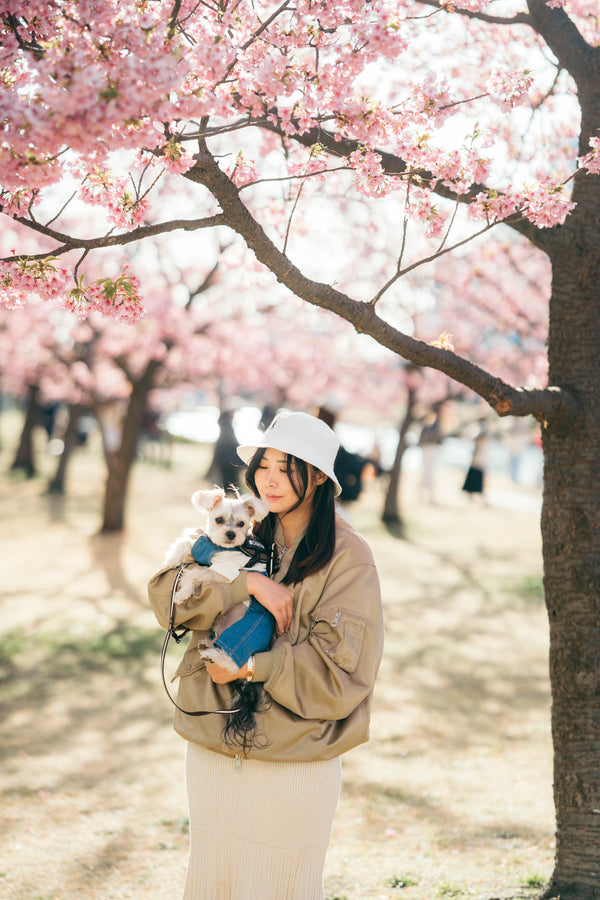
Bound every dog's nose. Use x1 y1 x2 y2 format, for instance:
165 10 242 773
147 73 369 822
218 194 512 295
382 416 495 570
225 530 236 542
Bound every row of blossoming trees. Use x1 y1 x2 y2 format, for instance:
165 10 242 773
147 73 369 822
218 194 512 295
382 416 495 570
1 240 411 530
1 230 547 533
1 2 599 896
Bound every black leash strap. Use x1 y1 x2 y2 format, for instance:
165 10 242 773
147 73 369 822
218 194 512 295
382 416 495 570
160 564 239 716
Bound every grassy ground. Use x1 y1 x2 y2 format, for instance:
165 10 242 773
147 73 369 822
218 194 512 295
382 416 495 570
0 414 554 900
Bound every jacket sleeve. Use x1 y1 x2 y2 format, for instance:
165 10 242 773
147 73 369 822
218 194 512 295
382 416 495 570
253 556 384 721
147 557 251 631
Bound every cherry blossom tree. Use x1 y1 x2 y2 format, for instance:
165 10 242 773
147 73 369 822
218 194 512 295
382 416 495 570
1 2 600 896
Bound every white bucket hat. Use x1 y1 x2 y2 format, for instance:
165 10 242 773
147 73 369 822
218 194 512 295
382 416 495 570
237 410 341 496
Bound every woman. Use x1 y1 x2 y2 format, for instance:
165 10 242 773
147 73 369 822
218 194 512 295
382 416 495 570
148 410 384 900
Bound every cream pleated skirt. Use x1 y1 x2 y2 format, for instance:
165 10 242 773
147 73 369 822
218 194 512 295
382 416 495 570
183 742 342 900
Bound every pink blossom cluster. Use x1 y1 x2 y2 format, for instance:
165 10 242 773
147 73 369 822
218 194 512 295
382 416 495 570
79 166 149 229
226 151 258 188
578 137 600 176
521 177 576 228
406 187 446 239
236 43 300 115
468 190 521 223
161 138 196 176
344 10 409 65
288 146 330 182
396 137 490 198
0 257 69 309
347 148 391 197
0 188 38 219
0 0 594 323
0 3 191 193
333 98 397 148
468 178 575 228
64 270 145 324
268 104 314 137
405 74 454 128
485 69 534 111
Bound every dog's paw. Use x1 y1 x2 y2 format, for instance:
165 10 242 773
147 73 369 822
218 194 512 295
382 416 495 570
173 568 203 603
200 645 241 674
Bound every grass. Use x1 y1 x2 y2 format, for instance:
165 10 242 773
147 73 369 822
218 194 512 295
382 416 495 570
388 874 420 888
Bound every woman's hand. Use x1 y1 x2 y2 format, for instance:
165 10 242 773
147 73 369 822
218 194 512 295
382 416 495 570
205 660 249 684
246 572 294 634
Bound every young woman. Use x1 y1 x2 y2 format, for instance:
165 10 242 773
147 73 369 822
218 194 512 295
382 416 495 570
148 410 384 900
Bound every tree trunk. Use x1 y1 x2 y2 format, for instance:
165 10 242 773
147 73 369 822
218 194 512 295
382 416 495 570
100 365 159 533
541 209 600 899
47 403 85 495
10 383 39 477
381 382 416 534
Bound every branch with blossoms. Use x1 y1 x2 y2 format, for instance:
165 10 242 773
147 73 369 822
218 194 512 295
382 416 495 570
259 119 577 253
187 146 579 427
0 212 224 322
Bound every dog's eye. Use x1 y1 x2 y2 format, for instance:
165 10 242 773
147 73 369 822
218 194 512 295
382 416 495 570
236 521 246 529
215 516 225 525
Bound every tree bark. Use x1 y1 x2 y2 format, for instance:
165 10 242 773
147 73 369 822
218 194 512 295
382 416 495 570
540 186 600 899
100 364 159 533
46 403 85 494
10 383 39 477
381 383 417 533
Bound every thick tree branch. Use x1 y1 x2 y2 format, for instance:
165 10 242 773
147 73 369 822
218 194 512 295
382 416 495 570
417 0 594 86
416 0 529 27
523 0 597 88
188 149 579 426
167 0 183 39
1 213 226 261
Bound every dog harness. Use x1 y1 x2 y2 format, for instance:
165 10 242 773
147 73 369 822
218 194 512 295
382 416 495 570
191 534 270 569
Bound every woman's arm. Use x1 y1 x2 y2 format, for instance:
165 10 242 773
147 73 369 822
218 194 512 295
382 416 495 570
246 571 294 634
147 560 251 631
193 573 294 684
255 558 384 721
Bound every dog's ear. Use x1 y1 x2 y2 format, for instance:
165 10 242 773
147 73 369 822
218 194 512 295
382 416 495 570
242 496 270 522
191 487 225 512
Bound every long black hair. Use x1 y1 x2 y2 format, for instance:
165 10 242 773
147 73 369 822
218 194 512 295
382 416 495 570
244 448 337 583
221 449 336 753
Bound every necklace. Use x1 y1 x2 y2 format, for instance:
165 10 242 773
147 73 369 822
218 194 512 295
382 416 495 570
275 541 288 562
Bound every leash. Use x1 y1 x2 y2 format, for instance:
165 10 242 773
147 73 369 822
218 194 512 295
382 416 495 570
160 564 240 716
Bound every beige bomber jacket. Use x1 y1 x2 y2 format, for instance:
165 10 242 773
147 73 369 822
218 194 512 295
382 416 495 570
148 513 384 761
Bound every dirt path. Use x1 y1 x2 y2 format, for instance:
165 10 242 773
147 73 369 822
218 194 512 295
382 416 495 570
0 420 552 899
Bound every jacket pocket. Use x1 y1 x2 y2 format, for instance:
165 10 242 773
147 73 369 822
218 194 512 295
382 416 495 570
312 607 367 674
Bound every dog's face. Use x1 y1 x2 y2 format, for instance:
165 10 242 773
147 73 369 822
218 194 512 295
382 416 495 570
191 488 269 548
206 498 256 547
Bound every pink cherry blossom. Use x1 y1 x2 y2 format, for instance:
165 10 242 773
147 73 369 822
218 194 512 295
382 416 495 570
485 69 534 111
226 151 258 188
521 177 576 228
578 136 600 176
0 0 594 322
64 269 145 323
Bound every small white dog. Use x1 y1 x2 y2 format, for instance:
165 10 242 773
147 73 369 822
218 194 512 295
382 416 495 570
163 487 272 675
163 487 270 606
163 487 273 740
